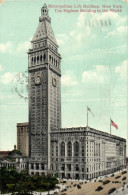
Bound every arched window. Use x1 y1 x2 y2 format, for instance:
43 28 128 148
43 54 46 61
37 56 39 63
60 142 65 157
74 141 79 157
49 55 51 61
31 57 33 64
67 141 72 157
40 55 42 62
34 57 36 64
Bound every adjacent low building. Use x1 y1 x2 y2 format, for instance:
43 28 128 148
17 122 29 157
28 126 126 179
0 151 9 159
0 146 28 172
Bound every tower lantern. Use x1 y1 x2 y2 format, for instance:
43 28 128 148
41 4 49 16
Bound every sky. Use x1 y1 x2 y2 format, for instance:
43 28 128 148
0 0 127 153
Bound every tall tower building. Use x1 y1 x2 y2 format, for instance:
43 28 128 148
28 4 61 172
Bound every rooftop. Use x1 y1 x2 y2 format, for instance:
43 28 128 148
50 126 126 141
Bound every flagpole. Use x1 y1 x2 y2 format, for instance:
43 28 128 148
87 107 88 127
110 117 111 134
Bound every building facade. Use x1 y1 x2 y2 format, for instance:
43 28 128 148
0 146 28 172
17 122 29 157
12 4 126 179
28 4 61 172
50 127 126 180
0 151 9 159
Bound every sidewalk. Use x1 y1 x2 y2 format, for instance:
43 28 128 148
111 184 128 195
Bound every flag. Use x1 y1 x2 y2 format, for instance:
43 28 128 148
87 107 94 117
111 119 118 129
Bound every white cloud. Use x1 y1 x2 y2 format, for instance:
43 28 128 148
77 12 126 41
105 14 127 39
117 26 127 33
0 42 12 53
117 17 127 26
56 34 69 46
77 13 86 28
1 72 15 84
105 31 115 38
0 39 31 54
58 11 126 53
115 60 127 79
61 72 78 86
106 26 127 38
82 60 127 87
16 41 31 53
0 64 3 71
82 65 109 84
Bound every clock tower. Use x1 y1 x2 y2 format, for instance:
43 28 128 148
28 4 61 173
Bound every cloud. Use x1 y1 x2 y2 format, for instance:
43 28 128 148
61 72 78 86
81 60 127 88
0 40 31 54
106 26 127 38
105 14 127 38
0 42 12 53
16 41 31 53
57 11 127 57
115 60 127 79
56 34 69 46
1 72 15 84
82 65 109 84
0 64 2 71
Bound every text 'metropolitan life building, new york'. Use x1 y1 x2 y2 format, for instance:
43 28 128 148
26 4 126 180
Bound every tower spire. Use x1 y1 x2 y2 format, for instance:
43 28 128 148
31 3 57 45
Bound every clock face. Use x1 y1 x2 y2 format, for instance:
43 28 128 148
52 77 57 87
35 76 41 85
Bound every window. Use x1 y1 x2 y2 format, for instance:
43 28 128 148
67 164 71 171
61 164 65 171
31 163 34 169
82 148 84 156
40 55 42 62
31 57 33 64
43 54 46 61
36 163 39 170
37 56 39 63
74 141 79 157
49 55 51 61
56 146 58 156
75 164 79 171
34 57 36 64
67 141 72 157
60 142 65 156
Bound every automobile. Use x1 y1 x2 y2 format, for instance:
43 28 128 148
108 188 116 194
